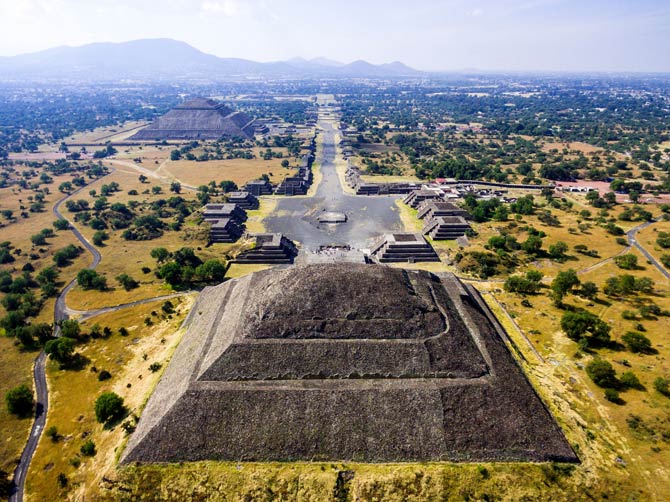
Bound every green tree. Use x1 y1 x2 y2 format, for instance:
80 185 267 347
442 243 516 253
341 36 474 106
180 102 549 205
170 181 182 194
522 235 543 255
622 331 653 354
60 319 81 339
150 247 170 263
560 310 611 347
94 392 126 425
548 241 568 260
615 254 638 270
653 377 670 397
44 337 75 363
80 439 96 456
5 384 34 417
551 269 580 304
578 281 598 300
586 359 618 388
77 269 107 291
116 274 139 291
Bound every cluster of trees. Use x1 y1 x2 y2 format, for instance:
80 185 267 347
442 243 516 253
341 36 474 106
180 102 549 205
504 270 543 295
151 247 227 288
603 274 654 296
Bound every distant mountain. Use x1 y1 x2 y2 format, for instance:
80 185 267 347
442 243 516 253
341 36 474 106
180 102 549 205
0 39 424 80
309 57 344 67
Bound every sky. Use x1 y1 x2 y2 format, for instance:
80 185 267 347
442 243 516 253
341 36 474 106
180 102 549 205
1 0 669 72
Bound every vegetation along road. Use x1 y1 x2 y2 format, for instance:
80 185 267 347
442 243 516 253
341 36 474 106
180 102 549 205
9 168 191 502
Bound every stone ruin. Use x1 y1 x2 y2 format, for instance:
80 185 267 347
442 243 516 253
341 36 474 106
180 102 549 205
417 200 471 221
423 216 471 240
317 211 347 223
225 191 259 210
208 219 243 243
121 264 577 464
130 98 256 141
403 188 444 209
243 179 273 196
234 233 298 264
370 233 440 263
202 203 247 223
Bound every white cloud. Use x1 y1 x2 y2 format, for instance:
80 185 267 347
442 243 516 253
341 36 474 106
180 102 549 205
201 0 239 16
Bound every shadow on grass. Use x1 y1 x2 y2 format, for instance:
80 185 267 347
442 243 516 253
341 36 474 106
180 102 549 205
59 353 91 371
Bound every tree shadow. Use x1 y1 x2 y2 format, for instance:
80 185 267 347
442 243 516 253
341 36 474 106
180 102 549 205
60 353 90 371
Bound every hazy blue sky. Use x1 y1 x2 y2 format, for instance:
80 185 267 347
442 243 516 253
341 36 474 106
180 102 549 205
1 0 669 71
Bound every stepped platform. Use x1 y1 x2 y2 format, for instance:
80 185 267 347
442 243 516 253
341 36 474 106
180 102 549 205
370 233 440 263
423 216 471 240
403 189 443 209
234 233 298 264
202 203 247 223
244 180 274 196
226 191 259 210
208 218 243 243
417 200 470 220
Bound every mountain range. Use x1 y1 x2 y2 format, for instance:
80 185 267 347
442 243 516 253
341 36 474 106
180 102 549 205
0 39 424 80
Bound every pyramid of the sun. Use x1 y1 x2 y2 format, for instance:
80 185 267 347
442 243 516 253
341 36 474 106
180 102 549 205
121 264 577 464
130 98 255 140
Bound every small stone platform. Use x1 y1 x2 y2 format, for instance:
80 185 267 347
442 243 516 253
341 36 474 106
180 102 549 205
423 216 471 240
203 203 247 223
370 233 440 263
226 191 259 210
234 233 298 264
403 189 443 209
417 200 471 220
317 211 347 223
244 179 273 196
208 218 243 243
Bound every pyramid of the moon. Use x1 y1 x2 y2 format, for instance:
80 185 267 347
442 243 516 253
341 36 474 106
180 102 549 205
130 98 255 140
121 264 577 463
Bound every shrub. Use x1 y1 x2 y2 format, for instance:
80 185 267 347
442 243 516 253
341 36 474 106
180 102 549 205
654 377 670 397
5 384 34 417
97 370 112 381
149 362 162 373
77 269 107 291
94 392 126 425
622 331 653 354
80 439 96 457
46 425 59 442
44 337 75 364
116 273 139 291
560 311 610 347
614 254 638 270
620 371 643 390
604 388 621 403
586 359 618 388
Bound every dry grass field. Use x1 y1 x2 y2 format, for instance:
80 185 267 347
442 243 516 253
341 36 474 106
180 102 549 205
59 121 148 146
25 296 194 502
0 338 37 474
163 157 290 188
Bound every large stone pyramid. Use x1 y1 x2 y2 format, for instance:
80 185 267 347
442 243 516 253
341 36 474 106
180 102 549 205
121 264 577 464
130 98 255 141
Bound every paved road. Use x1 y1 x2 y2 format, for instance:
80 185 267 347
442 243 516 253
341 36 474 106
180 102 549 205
264 116 404 251
627 218 670 280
